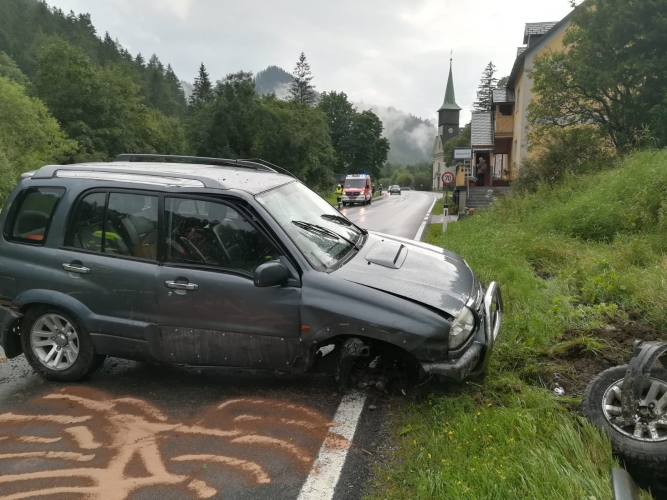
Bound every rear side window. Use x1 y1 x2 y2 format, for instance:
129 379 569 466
5 187 65 245
65 191 159 261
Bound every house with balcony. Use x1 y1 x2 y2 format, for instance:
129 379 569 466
469 11 576 187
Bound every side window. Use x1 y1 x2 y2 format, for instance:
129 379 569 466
66 192 106 251
165 197 280 273
6 187 65 245
65 192 158 260
104 193 158 259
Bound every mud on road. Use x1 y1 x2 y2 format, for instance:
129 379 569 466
0 355 391 500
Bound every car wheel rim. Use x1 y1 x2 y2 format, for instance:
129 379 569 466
30 314 80 371
602 377 667 442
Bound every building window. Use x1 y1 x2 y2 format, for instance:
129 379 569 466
514 140 518 160
499 104 512 116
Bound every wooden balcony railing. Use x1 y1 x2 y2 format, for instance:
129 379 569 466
495 115 514 137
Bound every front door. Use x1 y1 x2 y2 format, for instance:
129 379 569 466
154 196 301 370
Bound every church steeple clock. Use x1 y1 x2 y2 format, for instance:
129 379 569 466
438 56 461 145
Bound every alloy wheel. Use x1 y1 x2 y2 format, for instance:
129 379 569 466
30 314 80 371
603 377 667 442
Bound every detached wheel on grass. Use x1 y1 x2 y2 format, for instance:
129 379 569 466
21 307 106 382
583 365 667 472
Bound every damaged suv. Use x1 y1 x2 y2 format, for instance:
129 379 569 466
0 155 502 387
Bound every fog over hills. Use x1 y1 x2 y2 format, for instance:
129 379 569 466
254 66 435 165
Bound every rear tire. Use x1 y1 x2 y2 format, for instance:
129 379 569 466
583 365 667 472
21 306 106 382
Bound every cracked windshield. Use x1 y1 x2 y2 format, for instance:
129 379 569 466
0 0 665 499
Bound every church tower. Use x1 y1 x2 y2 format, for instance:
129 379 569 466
431 56 462 189
438 57 462 145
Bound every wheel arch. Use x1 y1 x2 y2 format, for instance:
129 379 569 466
308 333 420 375
14 290 95 331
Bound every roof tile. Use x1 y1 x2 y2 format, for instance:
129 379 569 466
471 112 494 147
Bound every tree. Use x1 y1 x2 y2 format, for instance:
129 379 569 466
0 51 30 88
189 62 212 106
473 62 497 112
529 0 667 149
317 91 356 172
187 71 259 158
289 52 317 106
348 111 390 180
0 75 76 201
34 40 186 160
497 76 509 88
394 171 414 188
254 97 335 189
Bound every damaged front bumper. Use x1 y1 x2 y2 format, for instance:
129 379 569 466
420 282 503 382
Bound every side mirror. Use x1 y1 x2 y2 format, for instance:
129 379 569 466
254 261 289 288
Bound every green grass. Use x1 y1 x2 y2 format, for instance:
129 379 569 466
369 150 667 500
431 198 444 216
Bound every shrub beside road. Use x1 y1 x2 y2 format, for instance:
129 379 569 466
370 150 666 499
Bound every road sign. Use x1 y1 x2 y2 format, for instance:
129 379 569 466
441 172 455 186
453 148 472 160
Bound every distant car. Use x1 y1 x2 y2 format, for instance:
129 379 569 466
389 185 401 195
0 154 502 390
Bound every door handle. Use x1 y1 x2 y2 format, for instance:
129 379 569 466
62 263 91 274
165 281 199 291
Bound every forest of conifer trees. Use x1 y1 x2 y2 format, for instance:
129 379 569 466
0 0 394 198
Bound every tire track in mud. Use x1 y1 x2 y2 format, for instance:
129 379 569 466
0 386 351 499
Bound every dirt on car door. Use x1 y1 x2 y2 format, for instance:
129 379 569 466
153 196 302 370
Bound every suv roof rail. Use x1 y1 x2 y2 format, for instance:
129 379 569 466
244 158 297 180
113 154 280 173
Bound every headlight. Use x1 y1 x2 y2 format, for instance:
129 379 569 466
449 306 476 349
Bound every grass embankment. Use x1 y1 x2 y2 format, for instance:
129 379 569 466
370 151 667 499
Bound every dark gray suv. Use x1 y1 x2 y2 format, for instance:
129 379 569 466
0 155 502 387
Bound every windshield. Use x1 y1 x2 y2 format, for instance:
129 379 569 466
345 179 366 189
257 182 363 270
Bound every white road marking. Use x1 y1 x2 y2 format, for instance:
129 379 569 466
414 194 439 241
296 392 367 500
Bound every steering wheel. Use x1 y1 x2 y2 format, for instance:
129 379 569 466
179 236 208 264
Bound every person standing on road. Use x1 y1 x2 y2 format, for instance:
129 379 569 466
335 184 343 209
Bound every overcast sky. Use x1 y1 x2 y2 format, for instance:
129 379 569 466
48 0 573 125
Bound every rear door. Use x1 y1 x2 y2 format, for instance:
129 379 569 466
51 190 160 353
154 196 301 369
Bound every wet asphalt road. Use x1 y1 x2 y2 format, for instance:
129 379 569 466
342 190 438 240
0 190 436 500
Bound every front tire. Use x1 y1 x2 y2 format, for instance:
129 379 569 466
21 307 105 382
583 365 667 472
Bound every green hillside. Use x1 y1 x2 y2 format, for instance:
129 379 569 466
0 0 187 117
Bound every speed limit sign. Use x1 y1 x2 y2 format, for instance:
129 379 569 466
441 172 455 186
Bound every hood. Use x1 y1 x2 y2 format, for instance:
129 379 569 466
334 232 476 317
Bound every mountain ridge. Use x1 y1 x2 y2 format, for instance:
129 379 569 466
253 65 435 165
